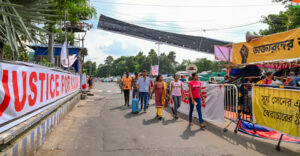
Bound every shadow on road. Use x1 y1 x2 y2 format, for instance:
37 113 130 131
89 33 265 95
168 110 299 155
109 106 131 111
162 118 179 125
142 117 161 125
124 112 145 118
180 125 203 140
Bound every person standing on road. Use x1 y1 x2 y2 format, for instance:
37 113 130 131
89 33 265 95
122 72 132 107
132 72 139 99
151 75 165 120
188 72 206 129
88 76 93 89
137 70 151 112
169 74 185 119
119 76 123 94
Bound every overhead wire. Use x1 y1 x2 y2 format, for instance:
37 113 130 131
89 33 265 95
89 1 281 34
92 7 262 33
93 6 215 23
92 5 288 24
91 0 281 8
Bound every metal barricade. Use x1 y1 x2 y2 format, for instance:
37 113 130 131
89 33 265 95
223 84 238 132
239 83 253 122
235 83 300 150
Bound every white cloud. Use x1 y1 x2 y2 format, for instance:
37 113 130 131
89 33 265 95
87 0 286 65
84 30 114 65
121 43 128 50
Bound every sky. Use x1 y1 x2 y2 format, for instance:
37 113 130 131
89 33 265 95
84 0 286 65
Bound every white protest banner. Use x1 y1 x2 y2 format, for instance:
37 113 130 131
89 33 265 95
0 62 80 125
81 73 87 91
174 82 225 123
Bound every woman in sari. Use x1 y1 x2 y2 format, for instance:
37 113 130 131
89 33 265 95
151 75 165 120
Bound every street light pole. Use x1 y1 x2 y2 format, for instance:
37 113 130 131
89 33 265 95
155 42 162 74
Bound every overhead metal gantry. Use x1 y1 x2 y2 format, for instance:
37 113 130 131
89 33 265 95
97 15 230 54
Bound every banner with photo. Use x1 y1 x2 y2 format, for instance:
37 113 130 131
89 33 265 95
232 28 300 64
252 86 300 138
151 65 159 76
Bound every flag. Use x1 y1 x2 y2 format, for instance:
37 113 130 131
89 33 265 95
60 40 77 67
81 73 87 90
292 0 300 8
60 40 68 67
150 65 159 76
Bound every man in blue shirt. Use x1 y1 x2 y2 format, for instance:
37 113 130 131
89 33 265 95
137 70 151 112
288 72 300 86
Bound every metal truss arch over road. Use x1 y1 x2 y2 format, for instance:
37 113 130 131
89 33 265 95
97 15 230 54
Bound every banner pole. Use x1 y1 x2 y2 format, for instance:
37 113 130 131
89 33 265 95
276 134 284 151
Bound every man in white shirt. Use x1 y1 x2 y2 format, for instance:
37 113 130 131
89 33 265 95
137 70 151 112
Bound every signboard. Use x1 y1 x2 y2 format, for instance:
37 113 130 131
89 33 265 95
150 65 159 76
171 82 225 123
0 62 80 125
214 45 232 62
186 64 198 74
232 28 300 64
252 86 300 137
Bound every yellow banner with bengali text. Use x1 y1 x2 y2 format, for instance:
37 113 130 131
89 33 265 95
233 28 300 64
253 86 300 137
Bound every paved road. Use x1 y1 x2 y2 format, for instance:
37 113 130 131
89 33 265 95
35 82 300 156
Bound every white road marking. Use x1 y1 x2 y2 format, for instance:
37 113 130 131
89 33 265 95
107 90 112 93
97 90 103 92
85 99 95 102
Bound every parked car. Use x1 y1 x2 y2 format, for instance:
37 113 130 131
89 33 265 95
113 77 118 82
209 77 224 84
104 78 109 82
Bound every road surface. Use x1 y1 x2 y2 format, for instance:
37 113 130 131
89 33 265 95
35 82 300 156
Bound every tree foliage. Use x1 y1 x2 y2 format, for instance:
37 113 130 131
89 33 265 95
45 0 96 45
92 49 224 77
0 0 57 59
259 1 300 35
0 0 96 60
84 60 97 76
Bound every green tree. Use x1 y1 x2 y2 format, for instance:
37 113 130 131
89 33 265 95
167 51 177 66
273 0 292 4
97 64 109 77
259 1 300 35
0 0 57 59
134 52 147 72
45 0 96 39
176 59 191 71
84 60 97 76
105 56 114 66
159 53 176 74
191 58 224 73
126 56 138 72
110 56 127 76
148 49 158 65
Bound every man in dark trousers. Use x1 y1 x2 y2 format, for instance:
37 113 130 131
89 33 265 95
122 72 132 106
137 70 151 112
132 72 139 99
